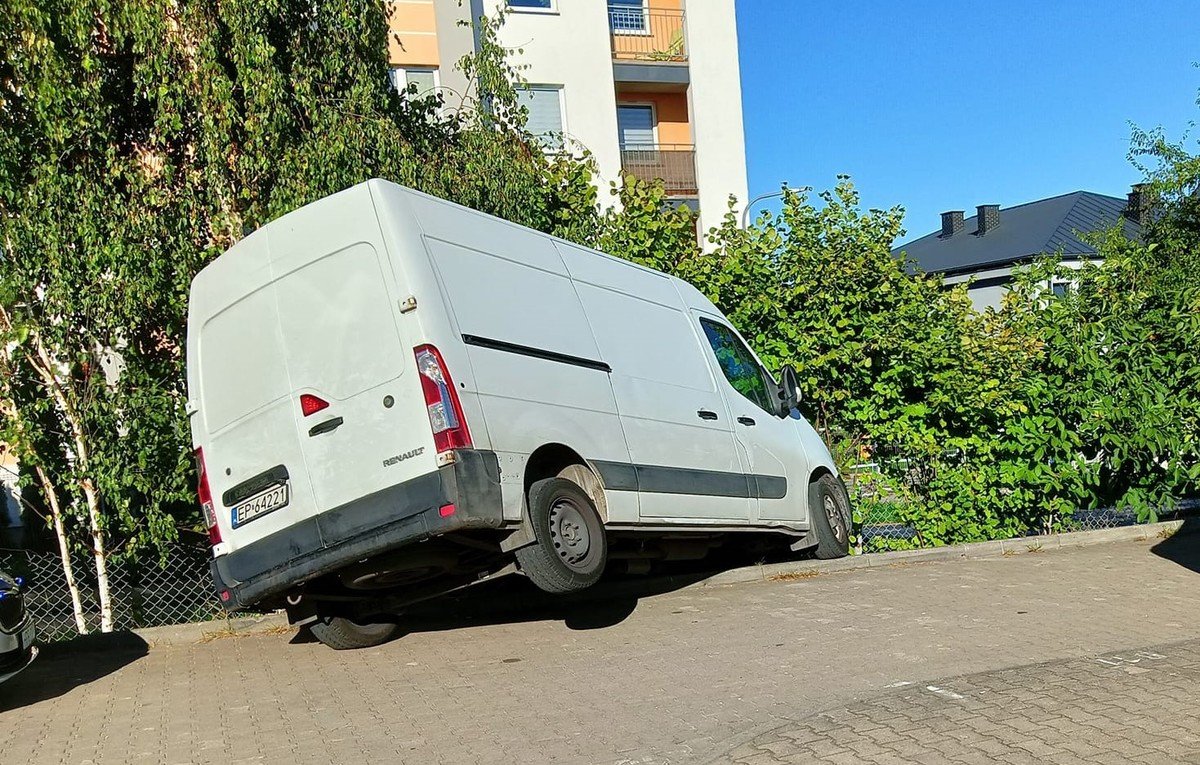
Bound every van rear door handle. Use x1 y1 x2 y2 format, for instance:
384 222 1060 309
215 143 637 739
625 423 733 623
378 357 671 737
697 409 719 420
737 416 757 426
308 416 344 437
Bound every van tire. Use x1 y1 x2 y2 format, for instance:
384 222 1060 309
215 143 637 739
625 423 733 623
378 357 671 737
309 616 400 650
516 477 607 593
810 474 851 559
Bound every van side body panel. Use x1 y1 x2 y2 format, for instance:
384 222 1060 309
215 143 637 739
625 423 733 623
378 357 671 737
403 192 635 523
555 242 753 522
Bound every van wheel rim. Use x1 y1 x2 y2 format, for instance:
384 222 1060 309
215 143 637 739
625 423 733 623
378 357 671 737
824 494 847 543
549 498 592 570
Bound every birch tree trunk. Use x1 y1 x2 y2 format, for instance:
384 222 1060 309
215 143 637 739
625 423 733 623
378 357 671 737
24 329 114 632
34 465 89 634
0 306 97 633
79 477 113 631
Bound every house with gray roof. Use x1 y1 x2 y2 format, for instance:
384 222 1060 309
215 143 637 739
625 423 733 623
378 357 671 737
894 186 1148 310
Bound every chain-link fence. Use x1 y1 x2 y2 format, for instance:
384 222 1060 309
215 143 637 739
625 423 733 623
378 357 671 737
846 462 1198 554
0 545 223 642
853 502 1198 554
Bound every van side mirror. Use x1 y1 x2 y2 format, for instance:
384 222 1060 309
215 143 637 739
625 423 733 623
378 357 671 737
777 364 800 416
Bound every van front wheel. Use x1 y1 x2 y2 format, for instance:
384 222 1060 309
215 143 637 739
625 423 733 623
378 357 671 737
516 477 607 593
309 616 400 650
810 474 852 559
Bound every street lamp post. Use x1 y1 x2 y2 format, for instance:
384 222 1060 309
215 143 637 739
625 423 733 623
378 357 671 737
740 189 788 229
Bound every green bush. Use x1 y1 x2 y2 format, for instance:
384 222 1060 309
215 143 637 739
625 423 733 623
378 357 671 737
648 177 1200 547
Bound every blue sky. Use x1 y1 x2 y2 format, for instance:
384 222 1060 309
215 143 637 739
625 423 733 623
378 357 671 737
735 0 1200 244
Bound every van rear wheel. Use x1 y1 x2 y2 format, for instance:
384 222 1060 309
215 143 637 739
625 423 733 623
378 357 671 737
309 616 400 650
810 474 852 559
516 477 607 593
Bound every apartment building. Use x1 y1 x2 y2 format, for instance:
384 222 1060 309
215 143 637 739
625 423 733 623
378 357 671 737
386 0 749 235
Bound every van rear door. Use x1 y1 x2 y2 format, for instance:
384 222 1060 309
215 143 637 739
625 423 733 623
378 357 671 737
191 186 435 553
191 236 319 552
266 189 435 518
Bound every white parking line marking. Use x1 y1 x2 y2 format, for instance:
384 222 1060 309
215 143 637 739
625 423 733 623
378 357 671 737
925 685 965 700
1096 651 1167 667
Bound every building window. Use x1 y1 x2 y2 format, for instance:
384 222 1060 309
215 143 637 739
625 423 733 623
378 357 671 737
390 67 439 97
617 104 655 148
1051 279 1071 298
517 85 565 151
608 0 648 33
507 0 555 11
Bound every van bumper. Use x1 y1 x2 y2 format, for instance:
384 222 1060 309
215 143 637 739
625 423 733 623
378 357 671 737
210 449 506 611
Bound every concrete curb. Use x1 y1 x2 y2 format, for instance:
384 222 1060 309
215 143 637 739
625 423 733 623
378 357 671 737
700 519 1187 587
132 610 288 648
127 519 1188 648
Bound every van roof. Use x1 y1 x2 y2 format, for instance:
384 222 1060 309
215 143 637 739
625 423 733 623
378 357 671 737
194 178 717 315
359 180 717 313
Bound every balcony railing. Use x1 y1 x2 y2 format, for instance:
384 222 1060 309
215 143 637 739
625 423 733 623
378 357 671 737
608 6 687 62
619 144 697 196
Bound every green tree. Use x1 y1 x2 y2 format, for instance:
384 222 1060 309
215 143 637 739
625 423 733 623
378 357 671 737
1129 89 1200 282
596 174 701 272
0 0 602 631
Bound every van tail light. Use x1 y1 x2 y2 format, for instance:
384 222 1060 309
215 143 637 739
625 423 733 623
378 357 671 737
195 447 222 546
299 393 329 417
414 344 472 459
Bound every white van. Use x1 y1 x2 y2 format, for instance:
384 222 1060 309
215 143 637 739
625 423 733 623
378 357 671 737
187 179 851 649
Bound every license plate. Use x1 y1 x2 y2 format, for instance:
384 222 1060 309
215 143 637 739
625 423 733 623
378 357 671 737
231 482 289 529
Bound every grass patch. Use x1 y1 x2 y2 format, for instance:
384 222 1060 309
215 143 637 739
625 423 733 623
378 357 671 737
198 623 292 643
769 569 821 582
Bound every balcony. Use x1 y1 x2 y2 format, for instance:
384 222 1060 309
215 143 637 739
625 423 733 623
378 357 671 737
619 144 697 197
608 5 687 63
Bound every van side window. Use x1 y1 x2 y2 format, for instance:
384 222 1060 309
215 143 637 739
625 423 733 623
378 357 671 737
699 319 774 413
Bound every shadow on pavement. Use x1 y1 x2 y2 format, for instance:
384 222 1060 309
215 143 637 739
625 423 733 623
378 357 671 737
0 631 148 713
293 562 742 646
1151 516 1200 574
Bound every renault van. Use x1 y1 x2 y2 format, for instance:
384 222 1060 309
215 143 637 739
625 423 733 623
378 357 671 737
187 179 851 649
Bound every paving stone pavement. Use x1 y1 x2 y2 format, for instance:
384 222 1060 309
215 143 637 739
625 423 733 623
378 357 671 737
2 530 1199 765
715 638 1200 765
